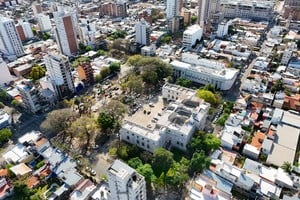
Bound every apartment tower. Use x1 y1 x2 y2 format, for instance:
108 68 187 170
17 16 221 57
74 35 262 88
53 10 78 56
166 0 180 19
44 52 75 99
0 16 24 59
107 160 147 200
135 18 150 46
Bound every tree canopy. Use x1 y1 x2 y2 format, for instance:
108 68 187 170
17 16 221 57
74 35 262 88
29 64 46 81
152 148 174 176
176 78 192 88
189 151 211 174
40 108 77 138
0 128 12 143
126 55 173 87
197 89 217 105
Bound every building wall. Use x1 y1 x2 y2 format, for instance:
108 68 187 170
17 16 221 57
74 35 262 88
0 17 24 57
166 0 180 19
37 14 52 32
220 0 274 20
54 11 78 56
16 25 26 41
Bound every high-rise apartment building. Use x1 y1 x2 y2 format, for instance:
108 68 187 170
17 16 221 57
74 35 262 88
37 14 52 32
107 160 147 200
16 21 34 41
44 52 75 99
99 1 127 18
135 18 150 46
16 79 43 113
53 10 78 56
32 3 43 16
166 0 180 19
197 0 210 27
0 16 24 59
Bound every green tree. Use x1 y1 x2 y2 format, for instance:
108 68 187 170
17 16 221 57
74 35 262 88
203 84 215 93
191 15 197 24
197 89 217 105
166 157 189 190
40 108 78 141
85 45 92 52
176 78 192 88
128 157 143 169
68 116 99 154
97 50 107 56
95 74 102 83
109 62 121 73
97 112 116 132
0 128 12 143
161 35 172 44
189 151 210 174
142 70 158 85
71 57 91 68
126 55 143 68
100 67 111 79
125 75 144 94
152 148 174 176
29 64 46 81
11 99 20 108
104 100 127 121
271 79 284 93
281 161 293 174
216 113 229 126
203 134 221 153
137 164 156 184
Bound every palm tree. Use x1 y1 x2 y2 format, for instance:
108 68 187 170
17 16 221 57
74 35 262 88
281 162 293 174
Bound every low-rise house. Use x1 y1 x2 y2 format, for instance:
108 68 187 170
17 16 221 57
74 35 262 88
10 163 32 177
0 111 11 130
90 182 111 200
70 179 97 200
283 94 300 112
0 178 13 200
3 143 33 164
189 172 233 200
242 144 260 160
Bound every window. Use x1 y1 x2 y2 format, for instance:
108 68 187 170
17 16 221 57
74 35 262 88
147 144 150 149
141 142 144 146
137 140 140 144
127 136 130 140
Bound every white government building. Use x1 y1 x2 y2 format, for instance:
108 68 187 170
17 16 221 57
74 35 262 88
171 53 239 91
120 84 210 153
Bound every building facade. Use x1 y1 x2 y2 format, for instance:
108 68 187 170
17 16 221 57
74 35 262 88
0 16 24 59
107 160 147 200
281 42 296 65
220 0 274 20
172 53 239 90
182 25 203 48
120 84 210 152
166 0 180 19
44 52 75 99
16 80 45 113
135 19 150 46
99 1 127 18
77 62 94 86
217 20 229 38
54 10 78 56
37 14 52 32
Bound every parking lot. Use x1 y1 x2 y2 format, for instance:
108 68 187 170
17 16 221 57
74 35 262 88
124 95 167 129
